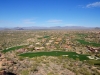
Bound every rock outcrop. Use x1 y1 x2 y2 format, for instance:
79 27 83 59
0 71 16 75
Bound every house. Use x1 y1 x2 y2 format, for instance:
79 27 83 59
86 46 100 53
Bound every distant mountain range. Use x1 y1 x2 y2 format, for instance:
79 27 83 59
0 26 99 30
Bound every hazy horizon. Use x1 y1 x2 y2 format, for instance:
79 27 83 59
0 0 100 28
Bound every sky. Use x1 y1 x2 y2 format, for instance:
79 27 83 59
0 0 100 27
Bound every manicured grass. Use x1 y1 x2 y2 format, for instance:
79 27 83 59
76 33 87 37
43 36 50 38
19 51 89 61
77 39 100 47
2 45 26 53
38 36 50 39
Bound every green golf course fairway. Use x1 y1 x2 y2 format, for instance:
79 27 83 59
77 39 100 47
2 45 27 53
19 51 89 61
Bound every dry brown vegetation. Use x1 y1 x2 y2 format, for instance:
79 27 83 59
0 29 100 75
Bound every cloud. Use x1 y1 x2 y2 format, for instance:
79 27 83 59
24 21 35 24
22 19 35 24
65 24 76 26
86 2 100 8
47 19 62 24
77 5 84 8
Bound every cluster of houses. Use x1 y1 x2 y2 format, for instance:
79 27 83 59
15 34 74 53
86 46 100 53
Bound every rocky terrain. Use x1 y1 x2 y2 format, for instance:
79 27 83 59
0 30 100 75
